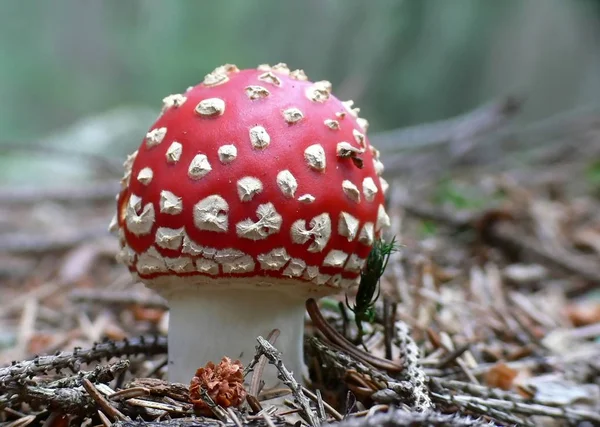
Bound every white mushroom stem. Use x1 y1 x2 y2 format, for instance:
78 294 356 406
165 288 306 387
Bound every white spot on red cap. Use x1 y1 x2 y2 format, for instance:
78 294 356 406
188 154 212 180
376 205 391 231
283 258 306 277
304 144 326 171
290 213 331 253
271 63 290 75
159 190 182 215
342 180 361 203
282 108 304 124
218 144 237 164
276 170 297 198
258 71 281 87
370 145 380 159
237 177 263 202
289 69 308 80
303 266 319 280
122 151 137 175
203 247 216 259
203 73 228 87
196 258 219 275
125 200 155 236
337 142 363 159
338 212 359 241
161 94 187 112
329 274 343 287
117 228 125 244
315 273 331 285
195 98 225 117
342 100 360 118
165 256 195 273
257 247 290 271
362 177 378 202
249 126 271 149
146 128 167 148
182 233 204 256
373 159 385 175
136 247 167 275
203 64 238 87
357 117 369 131
129 194 142 212
358 222 375 246
193 195 229 233
137 167 153 185
305 81 331 103
380 177 389 195
108 214 118 233
298 194 315 203
236 203 282 240
342 276 361 288
323 250 349 268
324 119 340 130
344 253 366 273
215 249 255 274
166 142 182 163
115 245 136 266
245 85 270 100
155 227 185 250
353 129 365 147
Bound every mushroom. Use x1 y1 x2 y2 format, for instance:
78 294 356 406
111 63 390 387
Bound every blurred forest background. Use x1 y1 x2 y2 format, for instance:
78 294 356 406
0 0 599 185
2 2 600 425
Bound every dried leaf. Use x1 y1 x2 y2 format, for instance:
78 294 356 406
484 362 518 390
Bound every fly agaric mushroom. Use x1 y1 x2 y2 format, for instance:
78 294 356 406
110 63 390 387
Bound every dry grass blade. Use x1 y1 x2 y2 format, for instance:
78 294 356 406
248 328 280 398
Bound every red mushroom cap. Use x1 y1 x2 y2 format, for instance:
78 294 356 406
112 63 390 296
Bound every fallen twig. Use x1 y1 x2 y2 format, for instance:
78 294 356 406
0 225 110 254
371 95 522 153
0 181 121 205
82 378 128 422
432 391 600 425
248 328 280 399
250 336 320 427
70 290 167 310
325 409 494 427
0 336 167 385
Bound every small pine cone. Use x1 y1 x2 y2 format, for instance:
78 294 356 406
189 357 247 416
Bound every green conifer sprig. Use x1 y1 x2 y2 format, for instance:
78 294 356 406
346 236 398 348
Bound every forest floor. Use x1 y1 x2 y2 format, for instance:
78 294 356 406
1 104 599 426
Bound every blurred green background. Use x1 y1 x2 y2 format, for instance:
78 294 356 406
0 0 599 185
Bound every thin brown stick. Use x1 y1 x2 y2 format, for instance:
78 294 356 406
371 95 522 153
82 378 128 422
306 299 403 374
435 344 471 369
